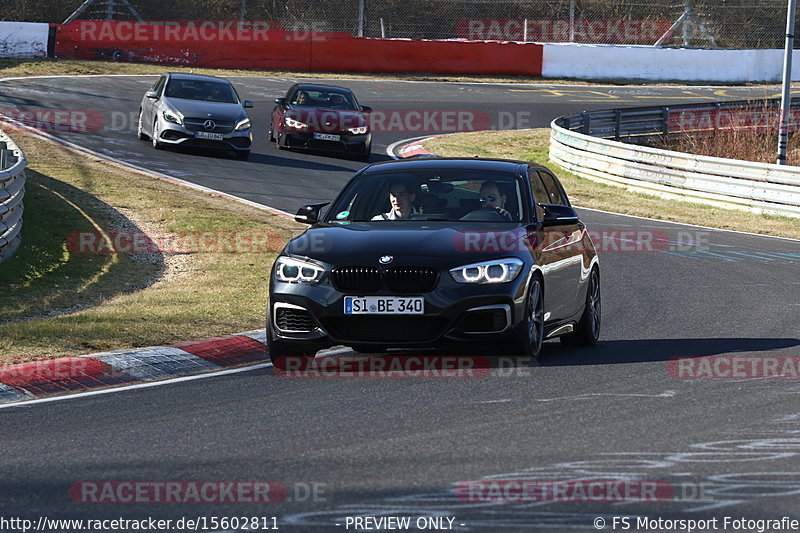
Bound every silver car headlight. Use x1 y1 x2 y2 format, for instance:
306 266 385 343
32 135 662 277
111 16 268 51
450 258 524 284
274 256 325 284
347 126 368 134
285 117 308 129
162 109 183 125
235 118 251 131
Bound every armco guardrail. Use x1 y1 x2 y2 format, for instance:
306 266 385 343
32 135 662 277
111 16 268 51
550 99 800 218
0 129 27 263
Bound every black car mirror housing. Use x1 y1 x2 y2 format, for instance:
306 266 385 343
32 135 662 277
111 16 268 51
275 97 287 106
295 202 330 224
243 100 254 108
540 203 579 227
361 105 372 113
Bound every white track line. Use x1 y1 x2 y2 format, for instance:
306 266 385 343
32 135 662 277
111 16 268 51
0 362 272 410
0 348 354 409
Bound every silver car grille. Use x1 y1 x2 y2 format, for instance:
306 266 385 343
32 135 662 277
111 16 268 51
183 118 235 134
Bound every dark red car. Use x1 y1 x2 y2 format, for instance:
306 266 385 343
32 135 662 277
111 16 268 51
269 84 372 161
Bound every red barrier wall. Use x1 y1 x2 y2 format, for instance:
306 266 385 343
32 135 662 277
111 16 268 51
54 21 543 76
311 36 542 76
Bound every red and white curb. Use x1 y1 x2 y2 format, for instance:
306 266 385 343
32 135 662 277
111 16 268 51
386 134 444 159
0 330 269 404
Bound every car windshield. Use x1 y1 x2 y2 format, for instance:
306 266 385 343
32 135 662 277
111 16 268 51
326 169 525 223
290 89 358 110
164 79 239 104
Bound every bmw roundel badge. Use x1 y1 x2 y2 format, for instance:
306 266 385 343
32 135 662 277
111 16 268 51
379 255 393 264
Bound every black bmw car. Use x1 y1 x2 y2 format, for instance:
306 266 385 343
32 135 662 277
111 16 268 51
267 158 600 364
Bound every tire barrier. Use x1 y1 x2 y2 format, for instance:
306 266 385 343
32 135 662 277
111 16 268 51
0 130 27 263
550 99 800 218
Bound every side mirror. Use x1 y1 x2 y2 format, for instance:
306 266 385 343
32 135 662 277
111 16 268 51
295 202 330 224
540 203 579 227
361 105 372 113
243 100 254 108
275 97 287 106
145 90 159 99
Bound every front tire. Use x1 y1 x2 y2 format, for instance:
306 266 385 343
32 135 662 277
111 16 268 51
152 119 163 150
137 110 149 140
561 267 601 346
353 143 371 162
234 150 250 160
275 132 287 150
511 275 544 358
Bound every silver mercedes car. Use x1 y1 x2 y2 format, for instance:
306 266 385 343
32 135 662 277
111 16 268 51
137 73 253 160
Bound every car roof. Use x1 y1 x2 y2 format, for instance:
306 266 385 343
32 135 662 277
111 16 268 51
291 83 354 93
167 72 230 83
361 157 533 175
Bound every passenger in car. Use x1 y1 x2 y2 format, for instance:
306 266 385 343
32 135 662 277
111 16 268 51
478 180 513 220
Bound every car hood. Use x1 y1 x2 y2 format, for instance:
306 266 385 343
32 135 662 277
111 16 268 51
286 107 367 131
284 222 532 267
164 97 246 121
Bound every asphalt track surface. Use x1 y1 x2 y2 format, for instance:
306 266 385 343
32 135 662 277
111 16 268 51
1 76 800 532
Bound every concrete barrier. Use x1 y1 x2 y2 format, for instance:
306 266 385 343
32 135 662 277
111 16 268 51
541 43 800 82
0 21 49 58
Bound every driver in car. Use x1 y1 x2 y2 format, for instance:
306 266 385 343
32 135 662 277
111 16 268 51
478 180 512 221
372 181 418 220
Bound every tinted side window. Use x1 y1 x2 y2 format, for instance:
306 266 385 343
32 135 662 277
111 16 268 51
538 171 568 206
528 171 548 220
153 76 166 96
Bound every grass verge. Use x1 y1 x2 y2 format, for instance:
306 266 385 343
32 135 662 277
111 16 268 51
425 129 800 239
0 130 302 364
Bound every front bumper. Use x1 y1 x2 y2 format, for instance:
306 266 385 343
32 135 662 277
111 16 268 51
158 121 252 152
269 272 528 349
282 130 371 154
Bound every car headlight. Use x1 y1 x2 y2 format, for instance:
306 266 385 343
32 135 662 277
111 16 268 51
285 117 308 129
347 126 368 134
235 118 251 131
450 258 524 284
162 109 183 125
274 256 325 284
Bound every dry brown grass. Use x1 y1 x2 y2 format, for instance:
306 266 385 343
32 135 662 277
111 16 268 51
0 129 304 363
662 129 800 166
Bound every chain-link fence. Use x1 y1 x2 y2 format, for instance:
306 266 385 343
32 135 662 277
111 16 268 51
5 0 798 49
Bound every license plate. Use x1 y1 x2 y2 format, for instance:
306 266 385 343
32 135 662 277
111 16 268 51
344 296 424 315
314 133 340 141
196 131 224 141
